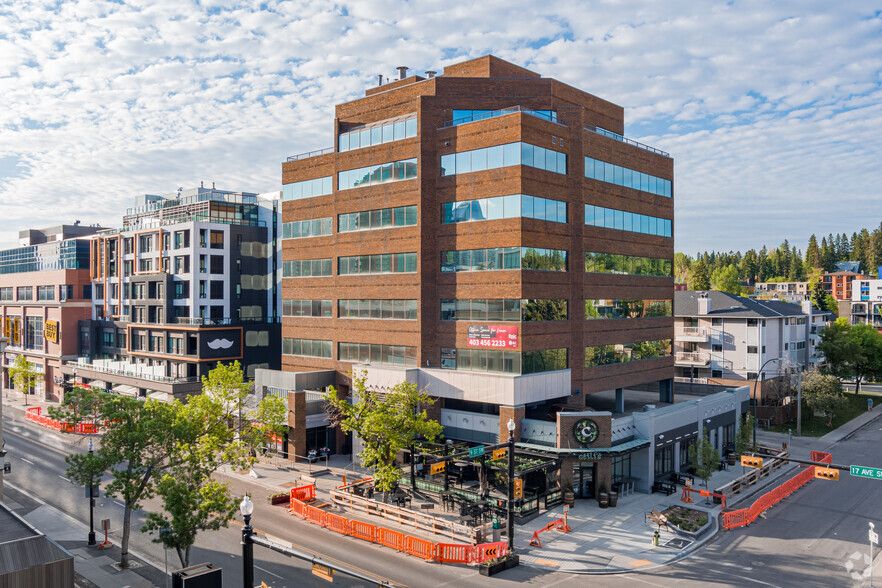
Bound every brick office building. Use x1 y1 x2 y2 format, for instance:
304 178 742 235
267 56 677 495
1 224 103 401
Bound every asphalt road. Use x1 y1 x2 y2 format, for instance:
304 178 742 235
1 407 581 587
6 403 881 587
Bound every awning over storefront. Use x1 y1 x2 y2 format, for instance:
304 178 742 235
147 391 168 402
515 438 650 459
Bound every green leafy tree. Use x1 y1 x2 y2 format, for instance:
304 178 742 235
711 264 741 294
325 371 443 499
59 395 185 568
689 258 711 291
9 355 40 403
674 252 691 284
735 413 754 456
802 370 848 427
144 362 286 568
818 320 882 394
688 430 720 492
522 299 568 321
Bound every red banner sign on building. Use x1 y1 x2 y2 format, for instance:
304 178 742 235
467 325 519 348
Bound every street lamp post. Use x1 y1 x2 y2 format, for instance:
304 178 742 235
506 417 516 553
240 495 254 588
753 357 786 449
88 438 96 546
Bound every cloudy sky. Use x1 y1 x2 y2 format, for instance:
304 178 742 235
1 0 880 255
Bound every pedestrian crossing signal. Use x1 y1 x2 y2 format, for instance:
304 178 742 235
513 478 523 499
815 467 839 481
741 455 763 468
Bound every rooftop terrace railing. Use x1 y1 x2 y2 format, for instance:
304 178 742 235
585 125 670 158
286 147 334 162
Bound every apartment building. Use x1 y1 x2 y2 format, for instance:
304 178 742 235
850 278 882 331
754 280 808 302
822 270 870 301
0 224 104 401
60 187 281 401
674 291 820 400
263 55 677 496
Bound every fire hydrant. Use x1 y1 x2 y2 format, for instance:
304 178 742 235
652 530 660 547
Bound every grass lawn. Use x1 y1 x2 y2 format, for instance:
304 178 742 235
768 394 876 436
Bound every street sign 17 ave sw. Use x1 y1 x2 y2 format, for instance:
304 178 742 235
850 465 882 480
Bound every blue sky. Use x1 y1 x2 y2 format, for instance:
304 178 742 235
0 1 880 255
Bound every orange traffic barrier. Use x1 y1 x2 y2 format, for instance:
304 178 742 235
349 520 377 543
378 527 406 552
473 541 508 563
289 498 307 519
324 512 350 536
305 504 327 527
436 543 471 564
404 536 435 561
290 484 316 502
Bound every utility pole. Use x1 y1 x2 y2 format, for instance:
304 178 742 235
796 369 803 437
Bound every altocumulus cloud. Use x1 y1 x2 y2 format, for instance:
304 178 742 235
0 0 880 254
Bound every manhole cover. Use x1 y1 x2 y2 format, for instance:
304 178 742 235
664 538 693 550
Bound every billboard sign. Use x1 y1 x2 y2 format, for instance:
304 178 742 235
45 320 59 343
466 325 518 348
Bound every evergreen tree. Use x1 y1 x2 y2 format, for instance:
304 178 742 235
806 234 820 270
689 258 711 291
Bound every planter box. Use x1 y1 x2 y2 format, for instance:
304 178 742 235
666 507 713 538
478 555 519 576
268 494 289 505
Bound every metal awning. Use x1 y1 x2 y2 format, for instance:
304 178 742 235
112 384 139 396
147 391 168 402
515 438 650 459
89 380 107 390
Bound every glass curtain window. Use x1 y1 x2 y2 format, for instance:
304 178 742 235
585 204 671 237
440 142 566 177
585 157 671 198
282 177 333 201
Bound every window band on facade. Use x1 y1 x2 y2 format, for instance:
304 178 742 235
584 339 671 367
338 342 417 366
440 142 567 177
282 299 332 317
282 218 333 239
338 205 417 233
338 115 417 152
282 258 333 277
585 204 671 237
439 347 567 375
584 252 672 277
441 299 568 321
338 252 417 275
441 247 567 273
585 299 672 319
282 176 333 201
584 157 671 198
337 158 418 191
339 299 417 320
442 195 566 224
282 338 333 358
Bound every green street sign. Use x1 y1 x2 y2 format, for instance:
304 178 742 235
850 465 882 480
469 446 485 458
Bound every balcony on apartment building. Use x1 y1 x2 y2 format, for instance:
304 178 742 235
674 351 710 366
59 357 202 398
675 327 709 342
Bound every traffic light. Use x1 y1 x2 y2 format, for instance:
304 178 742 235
741 455 763 468
513 478 524 499
815 467 840 481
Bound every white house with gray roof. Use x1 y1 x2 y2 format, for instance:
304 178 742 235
674 291 819 399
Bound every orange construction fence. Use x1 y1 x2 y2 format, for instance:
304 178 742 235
288 484 509 564
722 451 832 530
26 407 97 434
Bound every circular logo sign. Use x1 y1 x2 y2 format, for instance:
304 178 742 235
573 418 599 446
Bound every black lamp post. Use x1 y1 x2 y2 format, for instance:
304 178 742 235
753 357 785 449
88 438 96 546
240 495 254 588
506 417 516 553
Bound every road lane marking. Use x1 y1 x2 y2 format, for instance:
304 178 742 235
254 564 283 579
58 475 71 482
20 457 35 465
